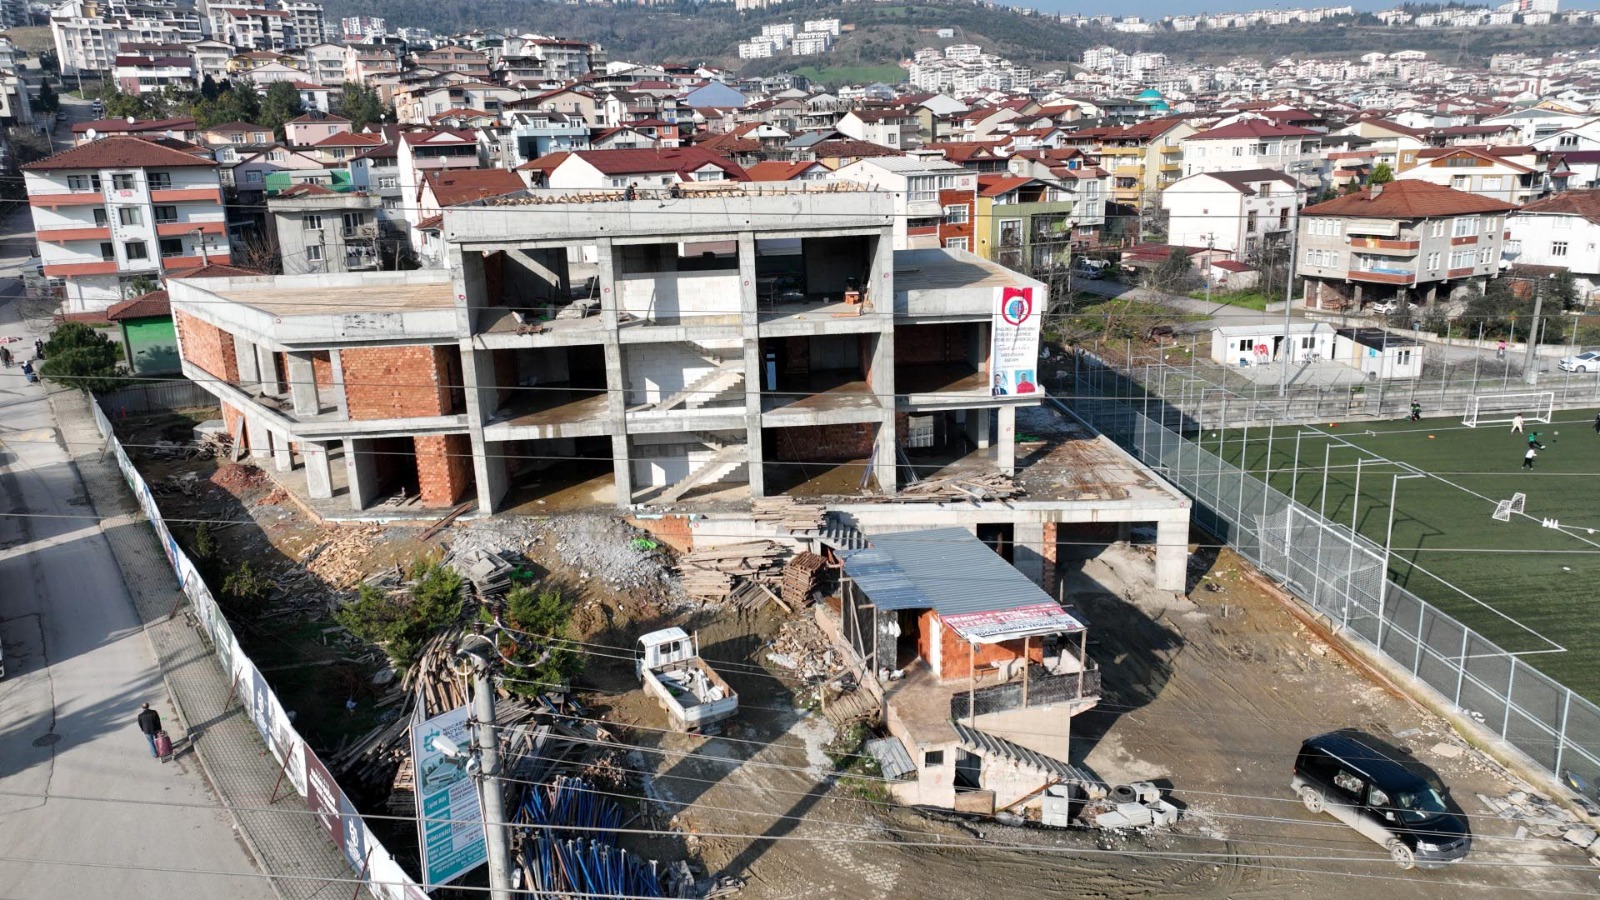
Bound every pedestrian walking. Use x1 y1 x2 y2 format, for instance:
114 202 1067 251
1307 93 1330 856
1512 413 1524 434
0 345 11 368
1497 339 1508 360
1524 447 1538 469
33 338 44 360
136 703 162 758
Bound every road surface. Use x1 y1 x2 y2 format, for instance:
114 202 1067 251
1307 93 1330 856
0 86 275 898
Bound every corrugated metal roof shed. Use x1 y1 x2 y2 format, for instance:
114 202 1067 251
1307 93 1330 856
842 527 1056 616
865 737 917 781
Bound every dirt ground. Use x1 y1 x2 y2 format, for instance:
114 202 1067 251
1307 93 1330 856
613 540 1600 899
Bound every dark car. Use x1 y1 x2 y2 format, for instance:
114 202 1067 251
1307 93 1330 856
1292 731 1470 868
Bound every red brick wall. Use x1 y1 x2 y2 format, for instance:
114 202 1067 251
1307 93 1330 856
933 615 1043 681
221 402 244 442
1041 521 1058 600
414 433 472 507
895 324 968 366
938 188 975 249
174 310 238 383
628 515 694 553
341 345 453 420
311 351 332 391
768 423 875 462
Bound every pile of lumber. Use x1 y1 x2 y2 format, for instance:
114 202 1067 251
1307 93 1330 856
676 541 787 600
897 471 1022 503
781 552 826 609
298 525 386 589
751 497 826 534
404 630 471 712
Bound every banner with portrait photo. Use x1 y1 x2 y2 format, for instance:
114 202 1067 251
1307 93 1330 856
990 286 1042 398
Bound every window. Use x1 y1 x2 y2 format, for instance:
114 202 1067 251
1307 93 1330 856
153 205 177 224
92 208 108 227
245 170 264 184
998 219 1022 247
124 240 148 260
923 750 945 767
111 173 136 190
1450 249 1474 269
1559 134 1579 148
907 176 937 203
1452 217 1475 237
303 214 323 231
1238 338 1253 352
382 197 399 210
1426 252 1441 269
1484 215 1498 234
147 172 170 190
937 175 956 190
1450 175 1470 190
306 244 323 262
1331 769 1364 798
117 207 142 226
1479 248 1492 265
942 204 968 224
1552 241 1569 257
1429 220 1445 238
99 241 115 262
342 212 367 233
68 173 102 192
377 176 398 189
1481 177 1502 192
268 150 285 162
158 237 184 258
1395 350 1412 367
944 237 968 250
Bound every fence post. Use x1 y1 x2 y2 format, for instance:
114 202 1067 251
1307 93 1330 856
1555 689 1572 777
1455 628 1468 706
1414 600 1425 675
1502 660 1517 739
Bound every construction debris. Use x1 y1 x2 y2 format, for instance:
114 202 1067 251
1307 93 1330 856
895 471 1022 503
1476 790 1582 837
1086 782 1180 830
445 546 517 598
751 497 826 534
781 552 826 609
298 525 385 589
765 614 848 683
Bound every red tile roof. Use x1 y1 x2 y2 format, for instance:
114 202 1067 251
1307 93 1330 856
313 131 385 148
744 160 824 181
977 174 1034 197
105 290 170 321
71 116 196 135
167 263 262 280
516 151 569 172
1186 119 1323 141
1517 189 1600 224
24 136 217 170
1302 180 1517 218
277 183 338 197
423 168 526 206
569 147 747 180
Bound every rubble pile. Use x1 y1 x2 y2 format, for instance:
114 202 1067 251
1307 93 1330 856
1085 782 1180 831
209 462 267 495
897 471 1022 502
765 615 846 683
1477 790 1586 839
542 515 676 592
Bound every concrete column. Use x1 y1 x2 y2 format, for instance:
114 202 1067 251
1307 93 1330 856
610 433 634 505
737 233 759 328
344 438 378 510
328 350 348 418
743 335 765 498
462 344 506 513
997 405 1016 476
244 416 270 459
595 240 618 330
971 408 991 449
271 430 292 472
873 418 896 494
1014 520 1046 588
286 351 318 416
1154 510 1190 592
303 440 333 499
234 336 260 390
255 344 279 396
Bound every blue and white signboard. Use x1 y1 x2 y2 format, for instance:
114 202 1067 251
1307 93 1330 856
412 705 488 886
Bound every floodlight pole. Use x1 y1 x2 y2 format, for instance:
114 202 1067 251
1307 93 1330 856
1523 276 1548 386
1279 163 1312 398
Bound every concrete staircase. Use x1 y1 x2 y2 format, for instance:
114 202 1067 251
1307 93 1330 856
952 721 1106 797
653 366 745 412
658 442 749 503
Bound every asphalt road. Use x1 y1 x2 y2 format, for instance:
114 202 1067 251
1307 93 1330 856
0 83 274 897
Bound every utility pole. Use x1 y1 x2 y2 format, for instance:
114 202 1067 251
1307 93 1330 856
1203 233 1215 308
457 633 513 900
1523 276 1546 386
1279 163 1312 398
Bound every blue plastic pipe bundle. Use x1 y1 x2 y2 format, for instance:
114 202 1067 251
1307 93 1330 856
515 777 665 897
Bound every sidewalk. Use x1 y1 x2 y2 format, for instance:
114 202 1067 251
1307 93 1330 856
47 386 360 900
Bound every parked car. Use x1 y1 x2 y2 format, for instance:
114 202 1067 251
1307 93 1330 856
1072 258 1109 280
1292 731 1470 869
1559 350 1600 373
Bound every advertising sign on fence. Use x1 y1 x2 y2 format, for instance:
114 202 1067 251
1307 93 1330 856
990 286 1042 397
413 705 488 886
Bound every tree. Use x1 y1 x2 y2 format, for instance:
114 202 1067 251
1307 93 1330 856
39 50 59 75
1549 271 1580 312
38 322 126 394
7 127 52 166
94 84 160 120
35 80 59 114
1148 247 1198 294
200 74 220 102
260 81 304 135
1366 162 1395 185
123 274 159 299
336 82 387 130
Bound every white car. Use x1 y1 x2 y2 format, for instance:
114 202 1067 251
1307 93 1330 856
1559 350 1600 373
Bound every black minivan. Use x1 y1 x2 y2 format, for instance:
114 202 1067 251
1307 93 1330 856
1292 731 1471 868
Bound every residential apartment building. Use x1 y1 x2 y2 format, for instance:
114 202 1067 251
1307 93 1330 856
1396 146 1547 205
1179 118 1323 187
836 108 918 150
1295 180 1515 311
113 52 195 95
972 175 1074 273
266 184 381 275
24 137 230 313
164 184 1049 520
1063 116 1196 210
1506 190 1600 299
395 129 481 242
51 0 204 75
1162 169 1303 258
832 156 977 250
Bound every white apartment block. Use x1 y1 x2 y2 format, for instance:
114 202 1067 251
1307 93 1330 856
791 32 831 56
803 18 840 35
944 43 982 62
738 39 778 60
24 137 231 313
51 0 204 75
1506 191 1600 296
1162 169 1304 257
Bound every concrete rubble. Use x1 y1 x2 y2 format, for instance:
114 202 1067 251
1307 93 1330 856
1085 782 1181 831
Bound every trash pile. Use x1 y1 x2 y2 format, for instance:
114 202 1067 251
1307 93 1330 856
297 525 385 589
1085 782 1181 831
764 615 845 683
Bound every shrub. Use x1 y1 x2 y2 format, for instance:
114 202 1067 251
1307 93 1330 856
334 556 465 667
222 561 272 610
499 583 582 696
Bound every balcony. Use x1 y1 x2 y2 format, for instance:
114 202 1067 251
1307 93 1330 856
43 260 120 276
950 666 1102 719
160 253 232 271
149 187 221 203
29 192 105 208
1446 267 1476 279
155 220 226 237
37 226 111 242
1347 236 1418 255
1349 269 1413 285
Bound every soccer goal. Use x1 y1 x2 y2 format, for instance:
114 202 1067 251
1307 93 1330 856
1463 391 1555 428
1492 492 1527 522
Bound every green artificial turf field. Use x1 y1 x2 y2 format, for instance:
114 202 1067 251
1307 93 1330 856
1196 407 1600 703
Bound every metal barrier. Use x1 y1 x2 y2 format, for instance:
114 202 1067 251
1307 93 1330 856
97 380 218 416
1067 353 1600 797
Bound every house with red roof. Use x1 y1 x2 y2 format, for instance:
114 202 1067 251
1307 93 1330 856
543 148 747 190
23 137 231 314
1179 117 1323 185
973 175 1075 270
1396 145 1546 205
1296 181 1517 311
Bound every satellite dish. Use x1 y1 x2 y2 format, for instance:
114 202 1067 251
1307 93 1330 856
126 115 136 125
85 128 97 140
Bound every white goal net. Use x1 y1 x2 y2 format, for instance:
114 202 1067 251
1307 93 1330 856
1464 392 1555 428
1493 492 1526 522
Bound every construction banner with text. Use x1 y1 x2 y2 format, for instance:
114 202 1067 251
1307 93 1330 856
990 285 1042 397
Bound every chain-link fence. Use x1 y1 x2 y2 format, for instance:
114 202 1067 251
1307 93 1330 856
1068 351 1600 797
